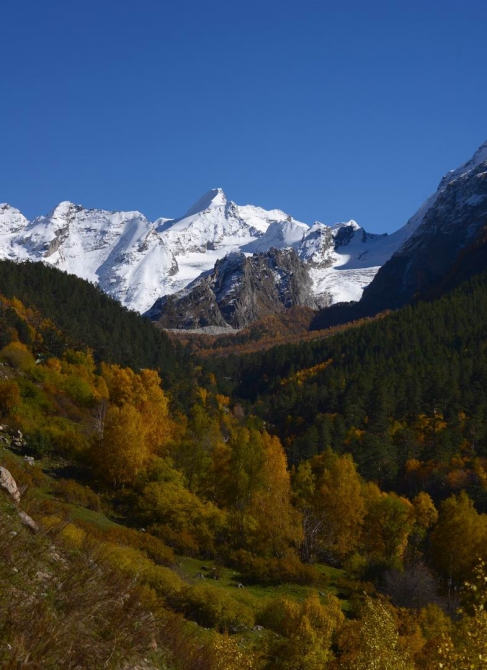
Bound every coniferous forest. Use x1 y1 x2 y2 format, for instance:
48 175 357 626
1 259 487 669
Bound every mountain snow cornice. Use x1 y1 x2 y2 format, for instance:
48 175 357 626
1 140 486 318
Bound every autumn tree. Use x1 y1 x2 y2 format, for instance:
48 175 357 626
92 364 173 487
293 449 365 563
430 491 487 585
262 593 344 670
0 380 21 416
173 403 223 494
427 560 487 669
94 403 147 487
334 596 413 670
245 432 302 558
137 471 225 555
101 364 172 452
361 483 414 567
210 632 256 670
214 426 267 548
403 491 438 563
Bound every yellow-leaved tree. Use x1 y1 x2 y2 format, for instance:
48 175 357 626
334 596 413 670
361 483 414 566
92 365 173 487
430 491 487 585
96 403 146 488
427 560 487 669
293 449 365 563
263 592 344 670
246 432 303 558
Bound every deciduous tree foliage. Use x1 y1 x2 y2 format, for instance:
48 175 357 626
95 404 148 487
294 449 365 563
334 596 413 670
91 364 173 486
263 593 344 670
430 491 487 584
245 432 303 558
362 483 414 566
427 561 487 669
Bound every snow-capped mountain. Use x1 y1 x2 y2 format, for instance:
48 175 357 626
0 202 179 313
0 204 28 235
357 139 487 312
1 139 485 322
1 187 403 314
243 217 309 254
153 188 306 297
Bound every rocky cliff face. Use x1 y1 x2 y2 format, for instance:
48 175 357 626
147 248 327 330
310 140 487 331
360 141 487 312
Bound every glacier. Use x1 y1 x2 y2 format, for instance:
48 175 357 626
1 139 485 316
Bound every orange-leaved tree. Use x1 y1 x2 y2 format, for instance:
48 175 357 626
92 364 173 487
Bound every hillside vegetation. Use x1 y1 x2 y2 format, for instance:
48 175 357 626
0 261 487 668
0 259 192 401
206 271 487 491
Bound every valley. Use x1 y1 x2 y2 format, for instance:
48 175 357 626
1 140 487 669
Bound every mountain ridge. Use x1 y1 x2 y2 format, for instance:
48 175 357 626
0 192 414 316
2 139 486 322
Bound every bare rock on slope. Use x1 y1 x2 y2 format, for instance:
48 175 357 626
0 466 20 503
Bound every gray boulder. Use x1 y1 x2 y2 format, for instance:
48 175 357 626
0 466 20 503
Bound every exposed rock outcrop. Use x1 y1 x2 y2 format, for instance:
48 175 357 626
147 248 328 330
311 140 487 330
359 142 487 312
0 466 21 503
18 510 38 531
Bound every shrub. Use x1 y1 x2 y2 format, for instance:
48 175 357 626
230 550 319 586
93 525 175 567
26 428 55 456
0 380 21 415
0 451 46 491
140 563 185 607
0 342 35 371
182 584 255 631
139 480 226 556
62 375 97 407
52 479 101 511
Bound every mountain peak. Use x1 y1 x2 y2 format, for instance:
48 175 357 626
184 188 227 217
0 203 28 233
438 140 487 193
469 139 487 169
45 201 81 220
331 220 361 232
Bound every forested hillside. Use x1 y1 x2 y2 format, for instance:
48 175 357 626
0 259 193 402
205 271 487 496
1 263 487 668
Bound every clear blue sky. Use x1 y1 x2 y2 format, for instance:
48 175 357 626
1 0 486 233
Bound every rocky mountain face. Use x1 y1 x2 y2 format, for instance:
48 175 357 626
359 141 487 312
0 188 417 318
2 140 486 328
310 140 487 331
146 248 326 330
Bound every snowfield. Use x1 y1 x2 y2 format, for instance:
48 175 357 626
1 140 486 315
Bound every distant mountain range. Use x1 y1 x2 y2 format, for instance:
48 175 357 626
1 139 486 329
